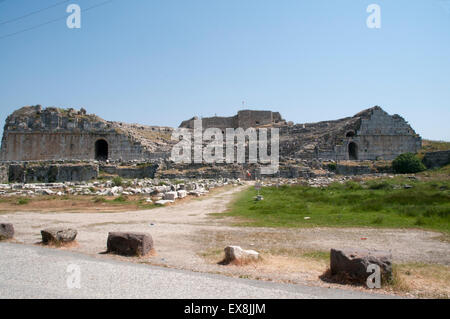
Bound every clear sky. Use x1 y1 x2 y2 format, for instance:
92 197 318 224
0 0 449 140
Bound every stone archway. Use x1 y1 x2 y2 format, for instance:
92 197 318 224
95 139 108 161
348 142 358 160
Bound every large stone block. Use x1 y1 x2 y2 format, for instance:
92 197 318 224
0 223 14 240
224 246 260 264
41 228 77 244
107 232 153 256
177 190 187 198
330 248 392 282
163 191 178 201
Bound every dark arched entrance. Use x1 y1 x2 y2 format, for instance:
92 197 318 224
348 142 358 160
95 139 108 161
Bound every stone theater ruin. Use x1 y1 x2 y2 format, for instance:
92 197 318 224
0 104 422 182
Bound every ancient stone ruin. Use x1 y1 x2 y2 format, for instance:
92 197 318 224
0 105 174 162
0 105 422 182
179 110 285 130
278 106 421 161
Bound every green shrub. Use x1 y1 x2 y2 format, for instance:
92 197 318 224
112 176 123 187
113 196 128 202
16 198 30 205
93 197 106 203
371 216 384 224
367 180 392 190
415 217 427 226
326 163 337 171
343 181 363 190
392 153 426 174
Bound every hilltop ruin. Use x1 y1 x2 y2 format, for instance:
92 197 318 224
0 105 174 162
0 105 421 164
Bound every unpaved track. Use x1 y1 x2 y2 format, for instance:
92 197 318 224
1 185 449 294
0 242 395 299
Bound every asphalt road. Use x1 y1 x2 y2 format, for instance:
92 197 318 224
0 242 396 299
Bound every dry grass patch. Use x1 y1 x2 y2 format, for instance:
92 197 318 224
391 263 450 298
39 240 79 248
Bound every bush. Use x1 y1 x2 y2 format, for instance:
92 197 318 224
112 176 123 187
343 181 363 190
326 163 337 171
113 195 128 202
16 198 30 205
367 180 392 190
392 153 426 174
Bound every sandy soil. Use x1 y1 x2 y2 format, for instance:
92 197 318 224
1 185 449 297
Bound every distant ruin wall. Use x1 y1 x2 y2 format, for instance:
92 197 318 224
1 132 151 162
8 163 98 183
237 110 282 128
335 164 373 175
422 150 450 169
100 164 159 179
333 135 422 161
179 110 284 130
0 164 7 183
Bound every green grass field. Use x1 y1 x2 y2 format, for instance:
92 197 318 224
225 177 450 233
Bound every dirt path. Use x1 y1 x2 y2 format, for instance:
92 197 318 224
1 185 449 296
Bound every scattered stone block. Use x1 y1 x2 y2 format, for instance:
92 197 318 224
163 191 178 200
107 232 153 256
41 228 77 244
154 199 173 205
0 223 14 240
224 245 260 264
330 248 392 282
177 190 187 198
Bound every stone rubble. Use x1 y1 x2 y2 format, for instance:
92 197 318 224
0 178 248 210
224 246 260 264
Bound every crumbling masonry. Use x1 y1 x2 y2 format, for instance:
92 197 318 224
1 105 421 165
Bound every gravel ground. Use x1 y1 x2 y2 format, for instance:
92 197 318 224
1 185 448 296
0 242 397 299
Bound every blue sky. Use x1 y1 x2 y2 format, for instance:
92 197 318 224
0 0 449 140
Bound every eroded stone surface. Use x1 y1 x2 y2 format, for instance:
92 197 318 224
107 232 153 256
0 223 14 240
224 246 260 264
330 248 393 282
41 228 77 244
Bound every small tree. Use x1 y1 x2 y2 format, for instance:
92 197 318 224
392 153 426 174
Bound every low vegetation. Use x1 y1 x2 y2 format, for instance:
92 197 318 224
392 153 426 174
418 139 450 158
112 176 123 187
226 177 450 233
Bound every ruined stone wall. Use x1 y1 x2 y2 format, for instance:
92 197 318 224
422 150 450 168
335 164 373 175
1 132 154 161
317 107 421 161
179 110 284 130
8 163 98 183
333 135 422 161
100 164 159 179
0 106 172 162
0 164 7 183
237 110 276 128
201 116 237 131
